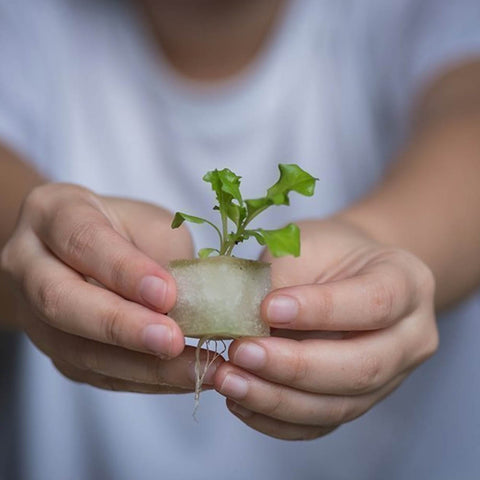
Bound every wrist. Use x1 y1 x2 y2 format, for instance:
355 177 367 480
333 205 395 248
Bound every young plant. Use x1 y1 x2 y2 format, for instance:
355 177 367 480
168 164 318 416
171 163 318 259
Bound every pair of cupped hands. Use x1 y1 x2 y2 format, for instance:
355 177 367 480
1 184 438 440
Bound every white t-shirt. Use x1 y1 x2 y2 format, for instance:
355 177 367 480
1 0 480 479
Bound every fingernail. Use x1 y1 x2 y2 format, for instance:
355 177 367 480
233 343 266 371
140 276 168 309
267 295 299 324
219 373 249 400
188 360 219 386
229 402 253 419
143 324 172 357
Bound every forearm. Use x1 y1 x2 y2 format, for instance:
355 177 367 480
340 76 480 310
0 144 45 328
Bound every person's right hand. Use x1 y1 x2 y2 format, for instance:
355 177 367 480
1 183 221 393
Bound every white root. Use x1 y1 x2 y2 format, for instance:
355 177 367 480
193 337 227 421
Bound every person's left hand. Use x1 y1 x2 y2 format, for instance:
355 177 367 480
213 218 439 440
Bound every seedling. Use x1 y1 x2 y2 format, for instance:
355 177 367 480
169 164 318 415
172 163 318 259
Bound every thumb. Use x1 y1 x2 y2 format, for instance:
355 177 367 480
259 248 313 290
104 197 194 266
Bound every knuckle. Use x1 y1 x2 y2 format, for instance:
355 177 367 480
99 301 126 346
323 397 354 426
351 353 382 394
57 183 92 200
25 184 86 219
62 218 105 261
47 183 92 204
109 253 131 292
64 220 100 260
367 276 396 327
23 184 52 217
286 351 309 386
391 249 435 306
317 286 335 326
35 277 66 322
25 184 96 232
2 235 38 280
262 388 285 418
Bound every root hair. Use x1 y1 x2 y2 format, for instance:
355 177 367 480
193 337 227 421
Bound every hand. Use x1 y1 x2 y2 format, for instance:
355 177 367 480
1 183 221 393
214 219 438 440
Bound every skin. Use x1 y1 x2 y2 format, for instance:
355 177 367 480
214 63 480 439
140 0 287 80
1 178 222 393
1 0 480 440
215 220 437 439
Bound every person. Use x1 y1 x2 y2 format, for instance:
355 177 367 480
1 0 480 478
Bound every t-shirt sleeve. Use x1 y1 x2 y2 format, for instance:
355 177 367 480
376 0 480 120
0 1 53 173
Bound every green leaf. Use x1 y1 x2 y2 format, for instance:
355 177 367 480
256 224 301 257
171 164 316 258
198 248 219 259
203 168 244 254
245 197 271 220
227 203 246 227
171 212 223 247
243 229 266 246
244 165 318 222
171 212 209 229
266 164 318 205
203 168 243 205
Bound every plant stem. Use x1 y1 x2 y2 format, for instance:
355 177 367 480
219 208 229 255
222 204 270 255
223 221 247 256
202 219 223 251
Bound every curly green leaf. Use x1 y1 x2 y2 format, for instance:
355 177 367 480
171 212 223 247
255 224 301 257
266 164 318 205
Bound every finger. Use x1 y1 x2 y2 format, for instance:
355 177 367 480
262 263 415 331
21 240 184 357
228 327 415 395
53 360 193 394
27 318 222 388
270 328 349 341
215 364 408 426
59 341 220 388
226 400 336 441
104 198 194 265
33 196 176 312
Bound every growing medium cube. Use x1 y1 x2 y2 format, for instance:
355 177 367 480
168 256 271 339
